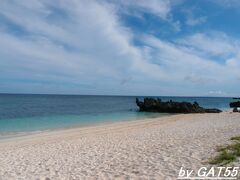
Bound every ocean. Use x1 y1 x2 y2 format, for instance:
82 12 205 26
0 94 234 134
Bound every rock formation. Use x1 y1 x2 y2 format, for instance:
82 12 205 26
230 101 240 108
233 107 239 113
136 98 222 113
230 101 240 113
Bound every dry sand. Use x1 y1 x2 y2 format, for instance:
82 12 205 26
0 112 239 179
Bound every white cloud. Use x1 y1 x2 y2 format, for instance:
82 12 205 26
208 90 225 96
183 7 207 27
112 0 172 19
0 0 239 96
186 16 207 26
110 0 183 32
0 0 170 94
176 32 238 57
143 34 240 84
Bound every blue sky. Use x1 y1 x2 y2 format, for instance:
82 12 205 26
0 0 240 96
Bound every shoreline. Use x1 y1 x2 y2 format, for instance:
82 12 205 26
0 113 178 144
0 109 231 141
0 111 239 179
0 112 172 141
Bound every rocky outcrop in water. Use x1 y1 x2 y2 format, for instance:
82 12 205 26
233 97 240 100
230 101 240 108
233 107 239 113
136 98 222 113
230 101 240 113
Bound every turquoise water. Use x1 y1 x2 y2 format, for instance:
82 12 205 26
0 94 234 134
0 111 165 133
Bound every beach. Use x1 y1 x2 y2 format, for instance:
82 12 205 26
0 112 239 179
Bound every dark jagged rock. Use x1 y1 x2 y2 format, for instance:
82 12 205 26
136 98 222 113
204 108 223 113
233 97 240 100
230 101 240 108
233 107 239 113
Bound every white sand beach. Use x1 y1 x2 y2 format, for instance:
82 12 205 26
0 112 239 179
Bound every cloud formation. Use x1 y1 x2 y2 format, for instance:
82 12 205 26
0 0 239 96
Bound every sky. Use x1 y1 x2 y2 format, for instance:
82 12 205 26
0 0 240 96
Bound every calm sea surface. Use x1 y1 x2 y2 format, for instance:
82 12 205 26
0 94 234 134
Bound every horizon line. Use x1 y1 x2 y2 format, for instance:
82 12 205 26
0 92 236 98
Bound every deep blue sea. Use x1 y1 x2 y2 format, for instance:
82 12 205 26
0 94 234 134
